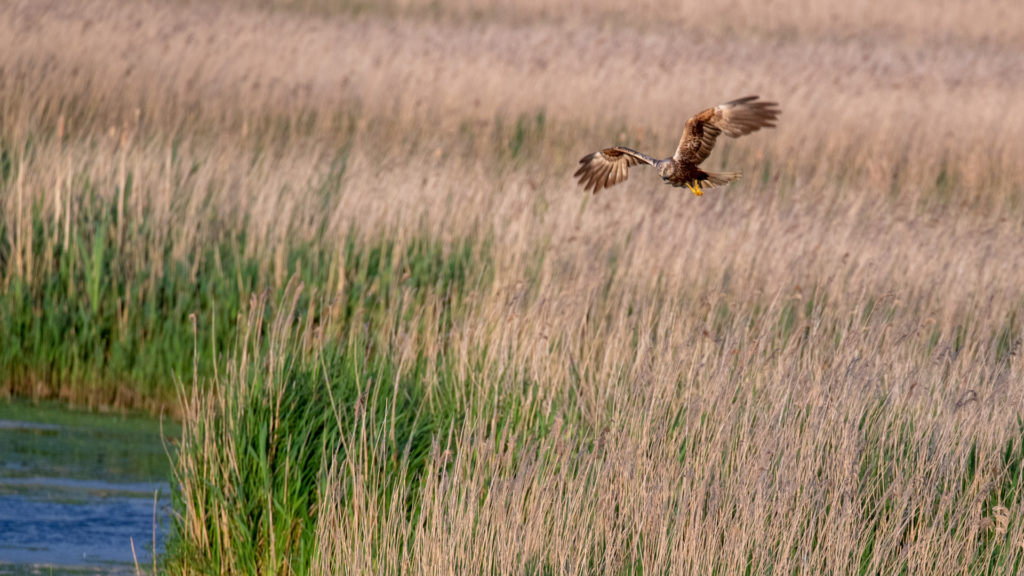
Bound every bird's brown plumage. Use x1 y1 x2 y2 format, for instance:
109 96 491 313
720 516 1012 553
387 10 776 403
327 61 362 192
573 147 657 194
574 96 780 194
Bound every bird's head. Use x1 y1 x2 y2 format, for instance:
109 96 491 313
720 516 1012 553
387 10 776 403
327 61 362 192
655 160 672 179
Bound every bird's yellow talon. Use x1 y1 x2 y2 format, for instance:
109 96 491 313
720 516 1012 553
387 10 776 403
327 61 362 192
692 183 703 197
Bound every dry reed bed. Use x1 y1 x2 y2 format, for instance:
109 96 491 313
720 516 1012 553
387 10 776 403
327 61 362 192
231 0 1024 44
310 222 1024 574
3 0 1024 293
2 0 1024 206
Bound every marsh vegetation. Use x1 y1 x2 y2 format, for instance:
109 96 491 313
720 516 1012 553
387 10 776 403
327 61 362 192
1 0 1023 573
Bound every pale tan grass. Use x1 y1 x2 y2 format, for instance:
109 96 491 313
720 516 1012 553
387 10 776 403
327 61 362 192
305 262 1022 573
2 0 1023 213
230 0 1024 45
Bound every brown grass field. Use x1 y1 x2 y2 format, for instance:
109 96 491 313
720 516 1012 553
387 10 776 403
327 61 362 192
2 0 1024 573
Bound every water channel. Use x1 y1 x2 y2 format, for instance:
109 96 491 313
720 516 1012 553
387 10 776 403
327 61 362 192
0 401 176 575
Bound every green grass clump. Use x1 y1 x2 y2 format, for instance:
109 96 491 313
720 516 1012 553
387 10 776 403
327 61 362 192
166 263 484 573
0 160 488 412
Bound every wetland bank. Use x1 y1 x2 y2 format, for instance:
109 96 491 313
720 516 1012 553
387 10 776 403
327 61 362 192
1 0 1023 573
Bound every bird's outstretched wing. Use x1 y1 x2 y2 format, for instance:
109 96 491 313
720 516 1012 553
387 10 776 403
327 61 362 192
574 147 657 193
673 96 780 166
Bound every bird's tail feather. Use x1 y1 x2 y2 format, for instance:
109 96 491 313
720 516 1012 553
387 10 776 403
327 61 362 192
702 171 742 188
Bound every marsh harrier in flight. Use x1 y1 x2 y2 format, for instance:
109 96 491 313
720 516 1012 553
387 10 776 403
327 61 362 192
575 96 780 195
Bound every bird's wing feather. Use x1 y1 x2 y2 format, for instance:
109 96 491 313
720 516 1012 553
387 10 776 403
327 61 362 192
673 96 780 165
574 147 657 193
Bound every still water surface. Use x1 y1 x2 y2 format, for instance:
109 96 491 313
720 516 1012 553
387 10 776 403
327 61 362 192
0 401 176 575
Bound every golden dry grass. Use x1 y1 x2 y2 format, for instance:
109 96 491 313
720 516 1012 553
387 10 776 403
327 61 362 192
2 0 1024 572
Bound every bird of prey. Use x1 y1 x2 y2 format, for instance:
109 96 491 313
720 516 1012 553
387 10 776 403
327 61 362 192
574 96 780 196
